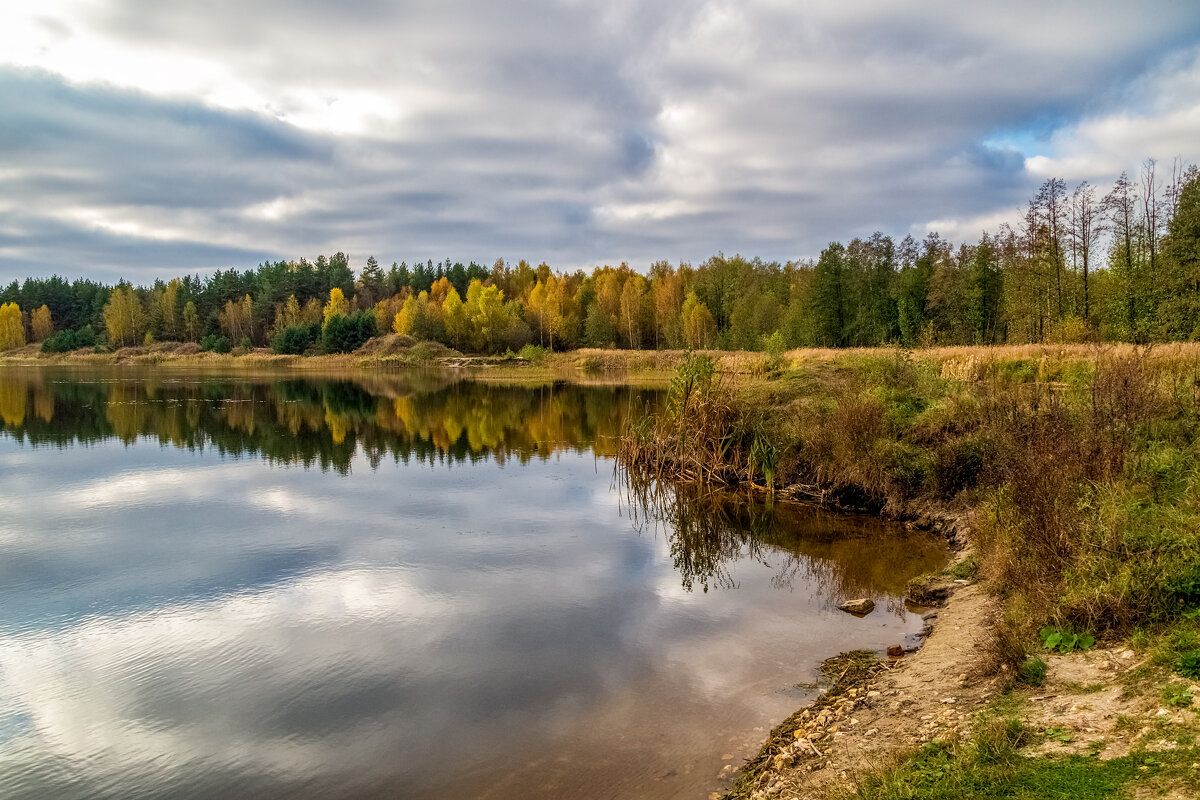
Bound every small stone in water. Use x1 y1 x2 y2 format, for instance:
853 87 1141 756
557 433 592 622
839 598 875 615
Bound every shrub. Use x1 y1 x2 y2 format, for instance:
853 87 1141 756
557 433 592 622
199 334 231 353
321 311 377 354
517 343 548 363
931 435 989 499
271 322 321 355
41 326 97 353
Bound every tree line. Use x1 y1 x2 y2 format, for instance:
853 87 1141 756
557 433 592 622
2 159 1198 355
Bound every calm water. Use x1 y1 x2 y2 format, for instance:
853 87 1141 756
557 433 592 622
0 367 946 800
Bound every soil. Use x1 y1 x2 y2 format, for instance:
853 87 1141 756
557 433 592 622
722 579 997 800
724 579 1200 800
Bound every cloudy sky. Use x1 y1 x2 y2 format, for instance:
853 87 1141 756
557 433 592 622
2 0 1200 284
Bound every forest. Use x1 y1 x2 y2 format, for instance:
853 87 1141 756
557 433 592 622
2 160 1198 356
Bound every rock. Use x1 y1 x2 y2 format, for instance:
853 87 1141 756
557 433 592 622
886 644 905 658
1121 649 1136 659
839 598 876 615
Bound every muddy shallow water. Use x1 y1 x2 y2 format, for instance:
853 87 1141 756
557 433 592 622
0 367 947 799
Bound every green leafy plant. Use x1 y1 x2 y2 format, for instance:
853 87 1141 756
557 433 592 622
748 422 779 488
1162 682 1194 708
1044 725 1073 743
1040 626 1095 654
1176 649 1200 679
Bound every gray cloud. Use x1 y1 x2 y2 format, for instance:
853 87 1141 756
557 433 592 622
2 1 1200 283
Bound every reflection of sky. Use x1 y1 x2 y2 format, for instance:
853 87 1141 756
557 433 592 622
0 427 932 800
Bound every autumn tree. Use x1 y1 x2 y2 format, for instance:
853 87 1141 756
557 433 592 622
182 301 201 342
219 294 254 343
443 286 470 350
31 304 53 342
0 302 24 350
681 292 716 349
323 288 349 327
103 285 147 347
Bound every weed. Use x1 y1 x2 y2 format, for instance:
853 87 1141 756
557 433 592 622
1017 657 1047 687
1178 649 1200 678
1162 682 1195 708
1040 626 1095 654
945 555 979 580
1044 726 1073 744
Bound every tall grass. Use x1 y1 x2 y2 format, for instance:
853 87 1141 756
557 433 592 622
619 346 1200 660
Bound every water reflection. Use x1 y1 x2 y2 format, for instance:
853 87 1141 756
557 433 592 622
0 367 947 800
622 480 943 606
0 367 646 470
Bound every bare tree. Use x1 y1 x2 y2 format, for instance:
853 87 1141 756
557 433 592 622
1141 158 1163 285
1104 172 1140 340
1034 178 1068 318
1069 181 1101 321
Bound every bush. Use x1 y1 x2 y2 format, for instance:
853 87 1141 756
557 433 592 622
931 435 989 499
517 343 548 363
321 311 377 354
41 326 97 353
1177 649 1200 679
271 322 321 355
200 334 231 353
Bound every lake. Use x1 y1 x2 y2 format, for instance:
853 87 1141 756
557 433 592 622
0 366 947 799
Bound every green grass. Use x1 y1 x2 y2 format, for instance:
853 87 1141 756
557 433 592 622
1016 657 1047 687
851 744 1200 800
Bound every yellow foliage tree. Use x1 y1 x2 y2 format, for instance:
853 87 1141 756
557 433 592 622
0 303 25 351
323 288 349 327
182 301 201 342
103 286 147 347
272 294 303 337
219 295 253 342
393 295 418 336
159 278 182 339
442 287 469 351
682 292 716 349
31 305 53 342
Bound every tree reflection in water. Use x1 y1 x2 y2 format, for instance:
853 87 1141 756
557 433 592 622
0 366 945 604
0 367 654 471
617 463 948 605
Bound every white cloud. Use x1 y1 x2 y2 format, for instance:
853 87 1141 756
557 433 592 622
1 1 1200 279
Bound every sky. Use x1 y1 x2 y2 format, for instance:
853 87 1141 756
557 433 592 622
2 0 1200 285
